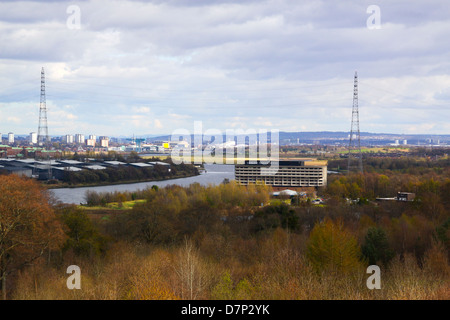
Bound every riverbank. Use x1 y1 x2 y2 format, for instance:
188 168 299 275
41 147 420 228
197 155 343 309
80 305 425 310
43 171 200 189
49 164 235 204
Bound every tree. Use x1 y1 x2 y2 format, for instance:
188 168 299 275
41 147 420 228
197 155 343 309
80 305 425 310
0 175 64 300
124 203 177 244
361 227 394 266
377 174 390 197
128 151 141 163
173 239 209 299
434 217 450 255
306 218 362 275
58 205 108 257
211 271 255 300
253 204 300 232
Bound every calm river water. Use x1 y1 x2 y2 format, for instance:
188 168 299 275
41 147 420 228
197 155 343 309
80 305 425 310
49 164 235 204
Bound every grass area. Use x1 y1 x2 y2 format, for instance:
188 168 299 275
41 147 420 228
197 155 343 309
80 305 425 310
78 199 146 211
337 147 411 154
269 199 291 206
140 155 170 160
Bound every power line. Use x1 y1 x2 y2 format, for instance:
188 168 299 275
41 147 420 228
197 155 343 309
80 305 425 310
43 92 350 109
46 76 349 93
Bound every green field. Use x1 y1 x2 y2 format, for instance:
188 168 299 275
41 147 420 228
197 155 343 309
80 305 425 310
337 147 410 154
78 199 146 211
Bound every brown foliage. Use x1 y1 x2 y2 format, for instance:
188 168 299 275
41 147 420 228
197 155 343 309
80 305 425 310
0 175 65 299
4 173 449 300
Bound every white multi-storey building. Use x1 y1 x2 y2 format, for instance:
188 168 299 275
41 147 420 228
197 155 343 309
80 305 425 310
8 132 14 144
63 134 74 144
235 160 327 187
75 134 85 144
30 132 38 144
99 136 109 148
86 138 96 147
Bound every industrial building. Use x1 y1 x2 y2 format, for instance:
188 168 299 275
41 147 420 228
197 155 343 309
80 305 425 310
0 158 171 180
376 192 416 202
235 159 327 188
397 192 415 201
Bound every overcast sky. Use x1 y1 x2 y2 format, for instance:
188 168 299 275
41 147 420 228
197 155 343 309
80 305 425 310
0 0 449 137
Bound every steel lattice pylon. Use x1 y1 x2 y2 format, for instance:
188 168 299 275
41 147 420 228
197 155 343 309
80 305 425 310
36 67 52 179
347 71 363 174
37 67 50 148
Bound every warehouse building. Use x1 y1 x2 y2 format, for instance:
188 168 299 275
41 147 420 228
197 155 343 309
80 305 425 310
0 158 166 180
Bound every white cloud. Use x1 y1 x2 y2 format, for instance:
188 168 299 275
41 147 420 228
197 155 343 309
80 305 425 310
154 119 163 129
0 0 449 136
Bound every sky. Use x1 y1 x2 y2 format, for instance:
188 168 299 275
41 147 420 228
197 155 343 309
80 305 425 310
0 0 449 137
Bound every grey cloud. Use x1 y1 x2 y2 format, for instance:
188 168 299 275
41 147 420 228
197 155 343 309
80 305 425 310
0 0 449 135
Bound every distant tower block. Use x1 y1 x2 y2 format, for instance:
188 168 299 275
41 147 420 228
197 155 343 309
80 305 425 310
347 71 363 174
30 132 37 144
8 132 14 144
37 67 50 148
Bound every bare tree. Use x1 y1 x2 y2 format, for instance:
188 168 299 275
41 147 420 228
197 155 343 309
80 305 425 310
173 238 208 300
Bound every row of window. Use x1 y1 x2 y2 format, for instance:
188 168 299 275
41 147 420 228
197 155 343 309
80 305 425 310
235 167 324 171
237 178 325 185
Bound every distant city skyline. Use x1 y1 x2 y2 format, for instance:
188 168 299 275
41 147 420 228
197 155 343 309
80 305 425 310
1 0 449 136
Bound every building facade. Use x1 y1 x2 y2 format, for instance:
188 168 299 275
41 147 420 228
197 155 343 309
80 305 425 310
99 136 109 148
86 138 96 147
63 134 74 144
235 160 327 188
30 132 38 144
8 132 14 144
75 134 85 144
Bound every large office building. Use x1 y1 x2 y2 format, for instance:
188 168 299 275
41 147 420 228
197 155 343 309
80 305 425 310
235 159 327 188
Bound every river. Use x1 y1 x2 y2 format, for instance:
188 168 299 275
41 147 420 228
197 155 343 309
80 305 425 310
49 164 235 204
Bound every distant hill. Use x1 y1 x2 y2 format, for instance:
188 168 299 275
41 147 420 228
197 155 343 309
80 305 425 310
145 131 450 146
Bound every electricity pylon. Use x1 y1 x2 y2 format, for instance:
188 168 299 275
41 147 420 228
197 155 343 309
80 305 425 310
37 67 50 148
36 67 52 179
347 71 363 175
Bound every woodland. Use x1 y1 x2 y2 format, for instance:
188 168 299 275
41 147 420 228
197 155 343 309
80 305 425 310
0 156 448 300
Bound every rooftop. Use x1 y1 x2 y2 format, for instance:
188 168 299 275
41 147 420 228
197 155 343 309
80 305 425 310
104 161 126 165
52 166 83 172
84 165 106 170
59 160 84 165
129 162 154 167
148 161 171 166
